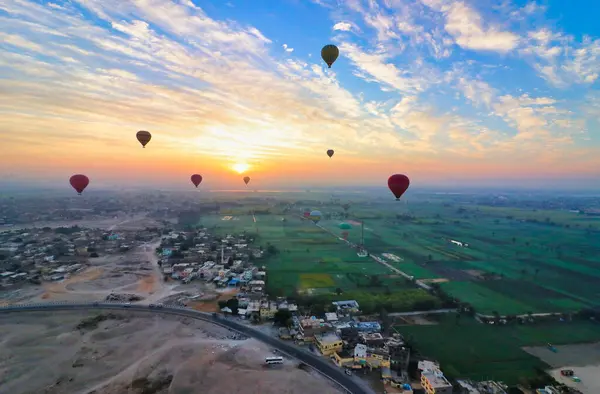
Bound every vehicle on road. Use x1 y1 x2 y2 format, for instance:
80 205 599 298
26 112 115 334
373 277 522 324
149 304 155 308
265 356 284 365
157 303 163 308
124 303 131 308
345 369 352 376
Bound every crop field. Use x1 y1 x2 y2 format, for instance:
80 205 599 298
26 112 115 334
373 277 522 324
314 198 600 314
398 315 600 385
201 193 600 313
197 212 411 295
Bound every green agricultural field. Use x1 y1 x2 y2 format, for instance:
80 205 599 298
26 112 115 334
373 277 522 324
398 315 600 385
199 193 600 315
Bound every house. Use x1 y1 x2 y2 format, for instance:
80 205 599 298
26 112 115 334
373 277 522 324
315 333 343 356
332 349 355 367
332 300 360 313
259 301 278 320
356 321 381 333
420 362 452 394
325 312 338 322
297 318 331 342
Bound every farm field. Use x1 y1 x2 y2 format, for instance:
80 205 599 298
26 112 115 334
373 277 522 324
200 193 600 314
314 198 600 314
398 314 600 385
198 212 412 296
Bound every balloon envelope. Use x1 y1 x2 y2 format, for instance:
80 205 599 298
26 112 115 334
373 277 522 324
327 149 334 158
388 174 410 200
191 174 203 188
309 210 322 223
69 174 89 195
243 176 250 185
321 44 339 68
303 211 310 218
341 231 349 240
339 223 352 230
136 130 151 148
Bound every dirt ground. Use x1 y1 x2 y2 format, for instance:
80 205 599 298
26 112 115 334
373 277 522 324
523 343 600 394
393 315 439 326
0 311 343 394
189 288 239 313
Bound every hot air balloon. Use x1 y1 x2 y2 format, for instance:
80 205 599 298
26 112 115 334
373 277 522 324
341 231 349 240
339 222 352 230
243 176 250 185
136 130 152 148
388 174 410 200
342 203 350 212
327 149 334 158
321 44 339 68
303 211 310 218
309 210 322 224
69 174 89 195
191 174 203 188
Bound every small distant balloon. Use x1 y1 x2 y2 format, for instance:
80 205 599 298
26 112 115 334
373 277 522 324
191 174 203 188
321 44 339 68
303 211 310 218
327 149 334 158
388 174 410 200
309 210 322 224
136 130 152 148
243 176 250 185
69 174 89 195
341 231 349 240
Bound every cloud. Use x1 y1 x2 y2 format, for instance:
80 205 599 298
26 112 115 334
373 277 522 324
333 22 354 32
422 0 520 52
0 0 597 183
338 42 434 94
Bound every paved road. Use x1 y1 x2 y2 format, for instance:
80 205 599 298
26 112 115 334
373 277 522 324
0 302 373 394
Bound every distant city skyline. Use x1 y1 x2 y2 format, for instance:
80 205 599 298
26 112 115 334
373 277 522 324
0 0 599 188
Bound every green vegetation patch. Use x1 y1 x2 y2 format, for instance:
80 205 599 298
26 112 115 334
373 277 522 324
299 273 336 289
399 315 600 385
441 281 534 314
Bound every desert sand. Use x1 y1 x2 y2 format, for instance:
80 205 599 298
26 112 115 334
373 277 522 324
0 311 343 394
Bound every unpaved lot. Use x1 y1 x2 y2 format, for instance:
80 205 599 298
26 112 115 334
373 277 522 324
523 343 600 394
0 311 343 394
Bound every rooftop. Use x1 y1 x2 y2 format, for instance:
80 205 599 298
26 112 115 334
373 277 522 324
317 332 341 344
422 370 452 389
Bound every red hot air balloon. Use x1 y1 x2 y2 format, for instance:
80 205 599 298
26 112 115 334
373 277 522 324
191 174 203 188
243 176 250 185
303 211 310 218
388 174 410 200
327 149 334 158
136 130 151 148
342 231 349 240
69 174 89 195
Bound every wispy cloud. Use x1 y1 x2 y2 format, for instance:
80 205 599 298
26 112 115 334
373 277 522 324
0 0 598 185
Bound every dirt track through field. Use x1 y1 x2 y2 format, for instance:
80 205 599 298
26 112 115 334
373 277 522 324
41 268 104 299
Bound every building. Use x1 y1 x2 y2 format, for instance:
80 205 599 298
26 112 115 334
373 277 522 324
315 333 343 356
332 300 360 313
421 369 452 394
297 318 331 342
332 350 355 367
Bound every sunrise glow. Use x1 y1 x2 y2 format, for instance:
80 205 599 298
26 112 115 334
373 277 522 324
232 163 250 174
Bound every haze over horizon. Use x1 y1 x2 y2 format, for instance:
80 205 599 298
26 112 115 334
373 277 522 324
1 0 599 190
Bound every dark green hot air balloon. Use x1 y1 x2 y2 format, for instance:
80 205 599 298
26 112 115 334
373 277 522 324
321 44 339 68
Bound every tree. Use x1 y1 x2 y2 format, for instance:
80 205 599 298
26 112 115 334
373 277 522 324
273 309 293 326
217 300 227 310
226 298 239 315
335 287 343 295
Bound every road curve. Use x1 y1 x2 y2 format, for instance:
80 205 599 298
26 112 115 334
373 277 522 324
0 302 373 394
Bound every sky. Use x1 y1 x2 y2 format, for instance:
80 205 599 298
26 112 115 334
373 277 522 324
0 0 599 190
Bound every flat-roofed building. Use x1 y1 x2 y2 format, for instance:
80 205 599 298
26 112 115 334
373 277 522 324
315 333 343 356
421 369 452 394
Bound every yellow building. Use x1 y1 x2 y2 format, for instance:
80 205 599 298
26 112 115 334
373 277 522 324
332 351 354 367
315 333 343 356
259 301 277 320
421 370 452 394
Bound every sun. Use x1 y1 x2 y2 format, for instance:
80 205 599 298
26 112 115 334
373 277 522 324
232 162 250 174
